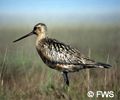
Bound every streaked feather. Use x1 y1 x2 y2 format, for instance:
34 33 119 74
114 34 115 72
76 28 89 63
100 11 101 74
36 38 111 72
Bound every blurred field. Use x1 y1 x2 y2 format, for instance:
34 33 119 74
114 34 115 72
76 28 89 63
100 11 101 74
0 23 120 100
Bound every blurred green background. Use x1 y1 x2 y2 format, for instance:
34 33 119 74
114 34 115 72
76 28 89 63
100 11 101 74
0 0 120 100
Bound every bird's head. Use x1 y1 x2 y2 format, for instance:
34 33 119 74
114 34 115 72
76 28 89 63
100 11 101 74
13 23 47 42
33 23 47 35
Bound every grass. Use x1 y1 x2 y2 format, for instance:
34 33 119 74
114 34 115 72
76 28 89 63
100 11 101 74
0 24 120 100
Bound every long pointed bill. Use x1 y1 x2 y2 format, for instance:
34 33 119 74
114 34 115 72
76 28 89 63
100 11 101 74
13 32 33 43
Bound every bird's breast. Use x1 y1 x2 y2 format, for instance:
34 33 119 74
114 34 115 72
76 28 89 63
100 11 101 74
35 39 52 65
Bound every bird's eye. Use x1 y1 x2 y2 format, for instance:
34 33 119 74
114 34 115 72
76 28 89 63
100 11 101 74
38 27 41 31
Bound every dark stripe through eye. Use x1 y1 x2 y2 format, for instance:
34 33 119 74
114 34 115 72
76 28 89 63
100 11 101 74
34 27 37 30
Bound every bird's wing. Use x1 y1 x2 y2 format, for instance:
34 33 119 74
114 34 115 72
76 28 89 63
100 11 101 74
39 38 95 65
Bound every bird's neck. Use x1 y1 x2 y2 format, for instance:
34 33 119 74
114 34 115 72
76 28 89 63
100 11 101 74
36 32 46 46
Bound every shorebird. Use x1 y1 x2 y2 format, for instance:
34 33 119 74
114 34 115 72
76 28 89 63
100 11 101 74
13 23 111 86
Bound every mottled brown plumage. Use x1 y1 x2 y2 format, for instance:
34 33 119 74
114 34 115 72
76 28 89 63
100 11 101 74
36 38 95 72
13 23 112 86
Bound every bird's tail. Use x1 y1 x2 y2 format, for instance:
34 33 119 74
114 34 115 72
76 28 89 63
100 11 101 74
95 62 112 68
84 62 112 69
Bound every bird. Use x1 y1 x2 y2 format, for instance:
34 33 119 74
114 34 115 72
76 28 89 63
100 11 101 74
13 23 112 86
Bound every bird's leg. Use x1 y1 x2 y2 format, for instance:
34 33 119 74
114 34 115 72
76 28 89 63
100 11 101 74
62 71 69 86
